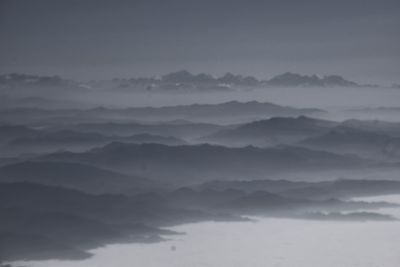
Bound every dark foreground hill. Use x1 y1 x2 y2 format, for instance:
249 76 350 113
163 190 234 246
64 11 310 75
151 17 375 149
0 182 245 262
2 178 397 263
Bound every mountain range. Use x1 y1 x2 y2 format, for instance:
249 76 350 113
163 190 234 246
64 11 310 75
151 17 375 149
101 71 361 90
267 72 358 87
299 126 400 160
0 101 325 125
1 129 186 156
201 116 337 147
0 161 163 195
38 142 367 183
0 71 362 95
2 176 398 262
2 81 400 266
199 116 400 161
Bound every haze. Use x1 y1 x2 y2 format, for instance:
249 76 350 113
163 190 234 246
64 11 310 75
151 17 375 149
0 0 399 84
1 1 400 267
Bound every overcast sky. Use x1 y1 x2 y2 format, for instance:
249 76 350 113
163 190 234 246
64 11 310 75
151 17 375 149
0 0 399 83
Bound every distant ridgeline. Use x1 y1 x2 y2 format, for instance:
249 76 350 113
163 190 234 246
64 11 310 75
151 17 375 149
0 73 73 87
0 71 364 93
101 71 361 91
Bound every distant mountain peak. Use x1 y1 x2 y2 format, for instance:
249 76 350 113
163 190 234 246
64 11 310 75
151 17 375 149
268 72 358 87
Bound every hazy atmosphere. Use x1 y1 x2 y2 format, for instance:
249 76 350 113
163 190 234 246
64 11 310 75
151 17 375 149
1 1 400 267
1 0 400 84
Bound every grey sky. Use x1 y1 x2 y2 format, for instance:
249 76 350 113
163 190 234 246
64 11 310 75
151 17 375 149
0 0 399 83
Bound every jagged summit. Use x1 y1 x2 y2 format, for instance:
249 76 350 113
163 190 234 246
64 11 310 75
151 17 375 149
268 72 358 87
